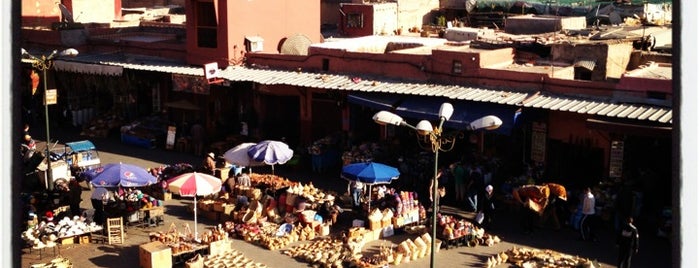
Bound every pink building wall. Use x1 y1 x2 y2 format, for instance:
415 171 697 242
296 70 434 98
186 0 321 67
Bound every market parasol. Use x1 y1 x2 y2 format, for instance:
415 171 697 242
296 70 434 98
223 142 265 173
166 172 222 239
341 162 400 185
341 162 400 211
85 163 158 188
246 140 294 175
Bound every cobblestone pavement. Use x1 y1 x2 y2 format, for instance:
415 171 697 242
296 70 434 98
19 125 671 268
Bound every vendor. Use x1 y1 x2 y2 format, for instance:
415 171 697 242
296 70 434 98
318 195 342 225
348 180 364 209
90 187 113 225
203 152 216 175
236 172 251 188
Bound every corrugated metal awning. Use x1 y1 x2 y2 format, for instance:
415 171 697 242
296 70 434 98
52 55 672 125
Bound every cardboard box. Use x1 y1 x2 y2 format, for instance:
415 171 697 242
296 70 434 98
381 217 391 228
392 217 404 228
59 236 75 245
369 219 382 230
317 223 330 236
139 241 172 268
209 239 230 256
79 234 91 244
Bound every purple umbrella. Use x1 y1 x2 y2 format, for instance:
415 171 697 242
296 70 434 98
86 163 158 188
247 140 294 174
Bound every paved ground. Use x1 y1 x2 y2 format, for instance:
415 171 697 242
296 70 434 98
19 125 671 267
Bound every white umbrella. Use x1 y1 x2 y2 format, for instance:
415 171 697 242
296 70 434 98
223 142 264 173
166 172 222 240
246 140 294 175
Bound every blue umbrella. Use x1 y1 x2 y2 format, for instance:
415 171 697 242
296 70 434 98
247 140 294 174
86 163 158 187
341 162 400 185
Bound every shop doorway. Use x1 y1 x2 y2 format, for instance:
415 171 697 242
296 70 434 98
547 139 604 189
261 95 300 147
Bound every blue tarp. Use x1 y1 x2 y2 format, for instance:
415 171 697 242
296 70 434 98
65 140 96 152
348 92 518 134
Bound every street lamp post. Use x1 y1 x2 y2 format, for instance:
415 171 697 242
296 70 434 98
21 48 79 191
373 103 502 268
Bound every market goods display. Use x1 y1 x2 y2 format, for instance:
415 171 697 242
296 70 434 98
226 221 320 250
486 247 598 268
199 248 269 268
352 242 393 268
28 256 73 268
281 237 352 268
249 173 295 190
148 223 211 255
22 217 103 248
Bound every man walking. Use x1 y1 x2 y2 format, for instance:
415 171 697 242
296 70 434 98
617 217 639 268
579 187 597 241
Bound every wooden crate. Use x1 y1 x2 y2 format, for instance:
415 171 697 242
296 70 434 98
139 241 172 268
59 236 75 245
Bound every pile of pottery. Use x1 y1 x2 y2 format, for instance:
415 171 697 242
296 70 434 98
200 249 269 268
281 237 351 268
486 247 598 268
28 256 73 268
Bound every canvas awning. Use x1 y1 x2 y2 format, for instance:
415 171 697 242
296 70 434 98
348 92 517 134
164 99 200 110
53 60 123 76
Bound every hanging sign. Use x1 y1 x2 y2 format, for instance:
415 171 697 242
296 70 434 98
165 126 177 150
45 89 58 105
609 140 624 178
530 122 547 163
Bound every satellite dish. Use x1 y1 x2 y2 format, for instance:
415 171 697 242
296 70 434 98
280 34 312 56
57 3 74 23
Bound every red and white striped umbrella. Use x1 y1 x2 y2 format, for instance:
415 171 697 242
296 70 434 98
166 172 222 239
166 172 222 197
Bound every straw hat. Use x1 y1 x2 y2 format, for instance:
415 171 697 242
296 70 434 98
208 152 215 158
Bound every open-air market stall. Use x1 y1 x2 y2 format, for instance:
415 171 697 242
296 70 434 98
340 161 400 212
120 114 169 149
21 216 104 251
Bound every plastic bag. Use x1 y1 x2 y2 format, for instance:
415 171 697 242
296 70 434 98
475 212 485 224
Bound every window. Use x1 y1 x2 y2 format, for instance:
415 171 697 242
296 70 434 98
322 58 329 71
452 60 462 74
196 0 217 48
346 13 363 28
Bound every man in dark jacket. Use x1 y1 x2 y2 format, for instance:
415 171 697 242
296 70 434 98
617 216 639 268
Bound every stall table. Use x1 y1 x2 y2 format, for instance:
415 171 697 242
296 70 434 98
170 243 209 265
